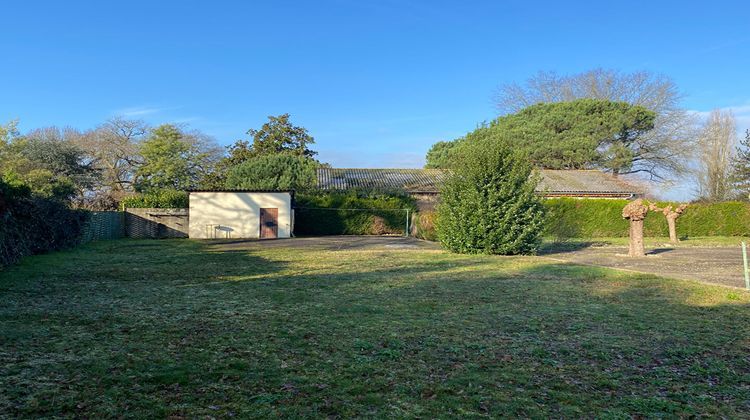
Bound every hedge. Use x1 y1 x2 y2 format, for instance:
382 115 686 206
414 199 750 242
294 192 416 236
120 189 189 209
0 183 89 267
544 198 750 239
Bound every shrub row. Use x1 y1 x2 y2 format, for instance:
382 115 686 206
0 181 89 267
294 192 416 236
413 199 750 242
120 189 189 209
544 198 750 238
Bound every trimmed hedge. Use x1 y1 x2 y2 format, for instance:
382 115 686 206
414 199 750 242
121 189 189 209
545 198 750 239
294 192 416 236
0 181 89 267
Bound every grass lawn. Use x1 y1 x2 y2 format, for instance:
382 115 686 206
2 239 750 417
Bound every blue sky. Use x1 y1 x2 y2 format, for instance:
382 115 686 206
2 1 750 197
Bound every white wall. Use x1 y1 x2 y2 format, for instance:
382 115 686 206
189 192 292 239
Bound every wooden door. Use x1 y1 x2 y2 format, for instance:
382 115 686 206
259 208 279 239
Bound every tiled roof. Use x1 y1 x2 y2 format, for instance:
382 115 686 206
316 168 642 196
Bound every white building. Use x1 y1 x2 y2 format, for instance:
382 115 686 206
188 191 293 239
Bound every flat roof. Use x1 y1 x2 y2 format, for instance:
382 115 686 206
187 189 294 193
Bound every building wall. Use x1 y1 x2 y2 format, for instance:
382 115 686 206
125 208 189 238
189 192 292 239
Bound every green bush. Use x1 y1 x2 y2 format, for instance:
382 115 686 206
225 153 319 191
0 178 89 267
544 198 750 238
120 189 188 209
436 135 546 255
294 191 416 236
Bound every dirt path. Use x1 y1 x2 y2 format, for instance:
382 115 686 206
542 245 748 289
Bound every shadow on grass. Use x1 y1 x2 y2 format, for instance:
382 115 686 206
3 240 750 418
538 240 610 255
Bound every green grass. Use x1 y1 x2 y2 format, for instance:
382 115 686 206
2 239 749 417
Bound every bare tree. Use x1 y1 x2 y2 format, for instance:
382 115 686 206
696 110 738 201
74 117 149 208
649 202 688 243
494 68 697 181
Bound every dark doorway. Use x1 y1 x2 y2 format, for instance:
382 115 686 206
260 208 279 239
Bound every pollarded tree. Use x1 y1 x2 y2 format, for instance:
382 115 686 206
622 199 649 257
436 134 546 255
225 152 320 191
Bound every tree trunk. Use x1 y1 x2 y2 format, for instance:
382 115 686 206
628 219 646 257
666 214 679 243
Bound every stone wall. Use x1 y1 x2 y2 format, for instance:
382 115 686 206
124 208 189 239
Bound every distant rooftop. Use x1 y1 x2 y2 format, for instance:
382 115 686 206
316 168 642 198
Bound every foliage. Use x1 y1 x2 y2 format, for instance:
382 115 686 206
120 189 189 209
247 113 316 158
424 141 455 169
201 139 256 189
544 198 750 238
494 68 697 180
135 124 221 192
426 99 655 174
2 239 749 417
294 191 415 235
436 135 546 254
0 176 88 267
0 126 98 201
731 129 750 200
225 153 319 191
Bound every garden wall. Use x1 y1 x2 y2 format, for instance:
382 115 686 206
81 211 125 243
124 208 189 239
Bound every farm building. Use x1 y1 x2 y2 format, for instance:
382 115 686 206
188 191 293 239
316 168 643 210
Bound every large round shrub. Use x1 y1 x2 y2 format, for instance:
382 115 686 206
436 136 546 254
225 153 318 191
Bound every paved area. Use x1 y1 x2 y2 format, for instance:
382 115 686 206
541 245 748 289
206 235 748 289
